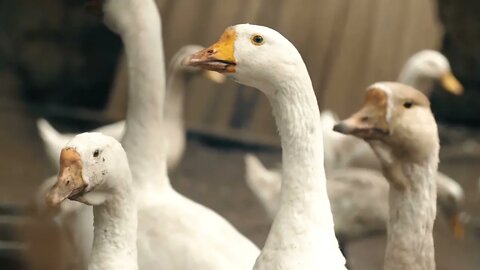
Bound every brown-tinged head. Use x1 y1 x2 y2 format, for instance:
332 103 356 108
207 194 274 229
334 82 439 160
45 133 129 207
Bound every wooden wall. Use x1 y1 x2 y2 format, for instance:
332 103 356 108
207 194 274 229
105 0 442 146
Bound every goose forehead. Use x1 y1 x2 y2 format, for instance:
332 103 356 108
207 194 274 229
368 82 430 106
365 82 392 119
234 24 280 36
65 133 119 157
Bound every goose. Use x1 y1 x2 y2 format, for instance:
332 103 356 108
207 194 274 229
187 24 347 269
334 82 439 270
33 44 225 270
36 46 224 172
90 0 259 269
46 132 137 270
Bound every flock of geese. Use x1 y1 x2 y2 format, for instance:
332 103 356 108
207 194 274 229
32 0 468 269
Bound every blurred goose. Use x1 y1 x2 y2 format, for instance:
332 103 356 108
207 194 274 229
187 24 347 269
37 45 223 172
334 82 439 269
398 49 463 96
46 133 137 270
37 1 259 270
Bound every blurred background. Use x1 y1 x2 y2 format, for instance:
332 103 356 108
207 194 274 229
0 0 479 269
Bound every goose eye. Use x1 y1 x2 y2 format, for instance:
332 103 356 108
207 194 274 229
250 34 265 46
403 101 413 109
93 150 100 157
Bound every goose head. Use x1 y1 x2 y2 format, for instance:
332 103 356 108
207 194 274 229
398 50 463 95
46 133 130 207
85 0 159 35
186 24 306 96
334 82 439 162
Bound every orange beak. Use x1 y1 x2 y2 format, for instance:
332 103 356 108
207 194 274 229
185 27 237 73
45 148 88 207
440 72 463 95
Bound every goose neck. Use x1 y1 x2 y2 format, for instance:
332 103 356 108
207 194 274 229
260 68 345 266
120 11 169 190
383 158 437 270
90 188 138 270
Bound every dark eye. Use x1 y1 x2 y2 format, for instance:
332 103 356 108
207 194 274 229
250 34 265 46
93 150 100 157
403 101 413 109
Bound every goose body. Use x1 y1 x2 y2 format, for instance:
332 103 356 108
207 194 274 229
335 82 439 270
187 24 346 269
46 133 137 270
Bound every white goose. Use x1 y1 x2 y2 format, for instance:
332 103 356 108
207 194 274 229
187 24 346 269
95 0 259 269
334 82 439 270
33 44 229 269
36 45 224 172
46 133 137 270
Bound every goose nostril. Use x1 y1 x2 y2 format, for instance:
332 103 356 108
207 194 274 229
207 49 214 54
361 116 369 122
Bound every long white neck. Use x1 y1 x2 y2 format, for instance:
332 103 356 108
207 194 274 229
119 2 170 192
377 147 438 270
89 183 138 270
259 65 345 268
397 67 434 95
